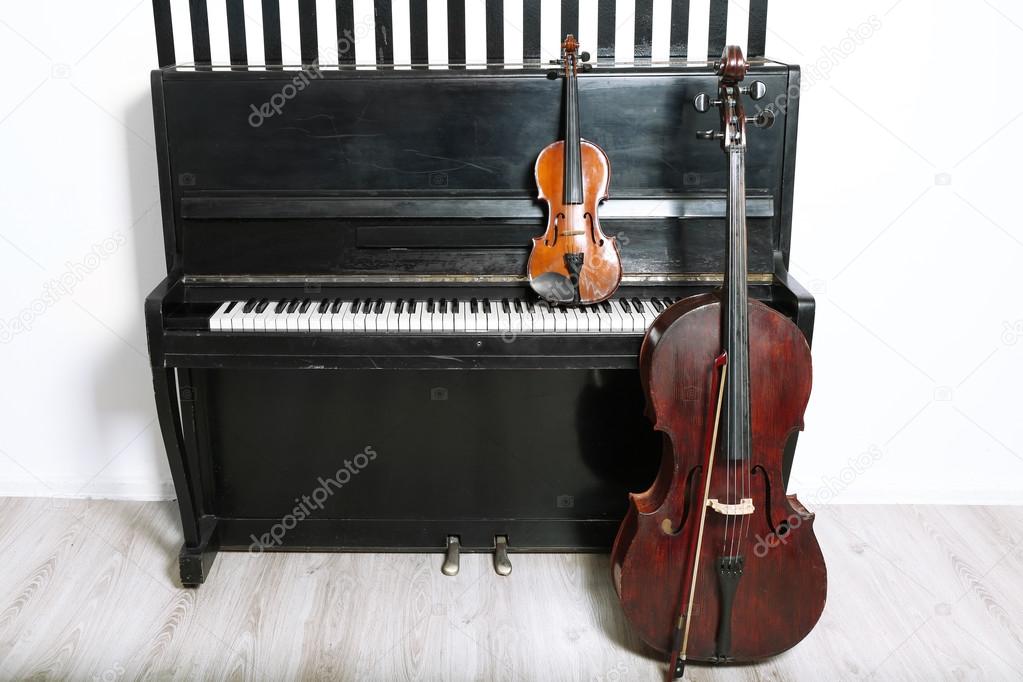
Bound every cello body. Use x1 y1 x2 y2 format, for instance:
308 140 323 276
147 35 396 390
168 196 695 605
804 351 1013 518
611 293 827 661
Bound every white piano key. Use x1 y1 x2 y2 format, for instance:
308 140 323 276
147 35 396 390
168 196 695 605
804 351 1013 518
297 302 316 331
397 301 411 332
409 302 423 332
338 302 355 331
365 302 380 332
209 301 232 331
573 307 589 333
453 303 466 333
229 304 247 331
609 304 624 333
383 301 401 332
540 305 556 333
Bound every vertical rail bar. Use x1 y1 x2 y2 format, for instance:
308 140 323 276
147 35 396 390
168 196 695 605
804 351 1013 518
374 0 394 66
561 0 578 39
485 0 504 66
634 0 653 62
707 0 728 58
596 0 615 65
262 0 283 68
336 0 356 65
299 0 319 66
226 0 248 67
448 0 466 68
410 0 429 68
153 0 176 67
522 0 541 65
669 0 690 61
747 0 768 58
189 0 212 68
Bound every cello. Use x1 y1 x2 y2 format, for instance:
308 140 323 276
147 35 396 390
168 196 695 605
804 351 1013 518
528 35 622 305
610 46 826 679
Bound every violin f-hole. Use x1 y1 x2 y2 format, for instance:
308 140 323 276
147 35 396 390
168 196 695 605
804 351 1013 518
546 212 566 247
584 212 603 246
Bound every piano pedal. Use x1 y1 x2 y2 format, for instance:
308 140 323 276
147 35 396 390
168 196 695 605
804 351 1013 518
493 535 512 576
441 535 460 576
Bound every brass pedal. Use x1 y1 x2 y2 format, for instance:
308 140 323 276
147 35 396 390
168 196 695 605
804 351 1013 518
442 535 460 576
493 535 512 576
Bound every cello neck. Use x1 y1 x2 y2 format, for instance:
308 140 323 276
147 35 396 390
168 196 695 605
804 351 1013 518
562 51 583 205
723 141 752 463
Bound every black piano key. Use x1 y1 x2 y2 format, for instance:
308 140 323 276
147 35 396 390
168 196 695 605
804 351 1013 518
601 301 612 313
374 299 385 314
439 298 447 314
513 299 523 314
452 299 459 313
651 298 664 312
351 299 362 314
426 298 435 313
395 299 405 314
274 300 287 314
299 298 311 313
470 298 479 314
255 298 269 313
501 298 510 313
483 298 492 314
332 298 344 313
287 299 300 313
619 299 631 313
318 299 330 314
409 299 417 313
526 300 536 312
243 298 257 313
225 301 238 314
632 297 643 312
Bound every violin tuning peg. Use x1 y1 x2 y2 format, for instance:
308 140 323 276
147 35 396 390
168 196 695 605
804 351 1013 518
696 130 724 141
580 51 591 62
742 81 767 100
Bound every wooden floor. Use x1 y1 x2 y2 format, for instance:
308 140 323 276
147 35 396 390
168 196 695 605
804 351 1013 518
0 500 1021 680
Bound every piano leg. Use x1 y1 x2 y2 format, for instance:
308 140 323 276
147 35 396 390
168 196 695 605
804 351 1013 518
152 367 219 587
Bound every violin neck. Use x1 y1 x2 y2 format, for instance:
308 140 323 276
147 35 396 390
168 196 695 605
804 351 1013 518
562 69 583 205
723 145 752 462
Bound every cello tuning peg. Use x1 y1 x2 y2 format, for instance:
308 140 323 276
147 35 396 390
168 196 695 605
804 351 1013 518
746 109 776 129
696 130 724 141
546 70 559 80
742 81 768 100
581 63 593 72
580 51 591 62
693 93 720 113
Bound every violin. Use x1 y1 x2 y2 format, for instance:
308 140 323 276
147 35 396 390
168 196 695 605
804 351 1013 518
528 35 622 305
610 46 826 679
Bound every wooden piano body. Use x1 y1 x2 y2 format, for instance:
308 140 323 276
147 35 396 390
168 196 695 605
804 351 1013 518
146 0 812 586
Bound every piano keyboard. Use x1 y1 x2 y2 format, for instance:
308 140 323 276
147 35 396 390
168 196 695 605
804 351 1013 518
208 297 681 334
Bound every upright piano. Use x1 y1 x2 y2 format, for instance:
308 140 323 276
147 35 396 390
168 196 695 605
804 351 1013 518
146 0 813 586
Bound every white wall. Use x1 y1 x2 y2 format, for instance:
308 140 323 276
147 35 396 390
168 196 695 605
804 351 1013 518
0 0 1019 503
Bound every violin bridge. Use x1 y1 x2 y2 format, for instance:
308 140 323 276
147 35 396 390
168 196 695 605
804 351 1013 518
706 497 754 516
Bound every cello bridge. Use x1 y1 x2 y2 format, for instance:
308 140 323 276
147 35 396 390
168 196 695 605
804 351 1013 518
706 498 754 516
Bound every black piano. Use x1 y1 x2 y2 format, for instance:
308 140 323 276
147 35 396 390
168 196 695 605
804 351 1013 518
146 0 813 586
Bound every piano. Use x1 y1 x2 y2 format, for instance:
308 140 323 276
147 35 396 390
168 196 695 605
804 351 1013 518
146 0 811 587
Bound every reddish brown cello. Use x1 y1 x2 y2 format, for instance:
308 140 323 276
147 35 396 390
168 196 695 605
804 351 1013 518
611 47 826 679
528 35 622 305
